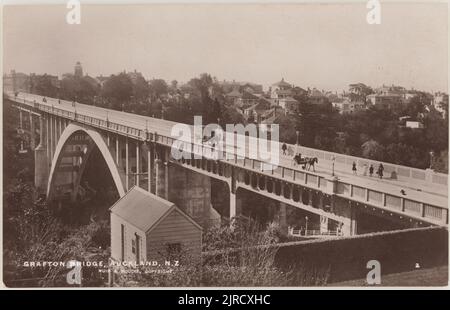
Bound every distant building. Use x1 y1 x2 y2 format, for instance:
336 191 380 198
279 96 300 113
366 93 403 108
227 89 260 108
432 92 448 118
308 88 329 105
3 70 29 92
270 78 292 101
74 61 83 78
110 187 202 263
269 78 300 110
126 69 145 84
405 121 424 129
220 80 263 95
95 75 109 88
243 98 271 122
375 84 407 96
332 99 365 114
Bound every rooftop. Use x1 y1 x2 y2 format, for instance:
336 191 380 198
272 78 291 88
110 186 201 232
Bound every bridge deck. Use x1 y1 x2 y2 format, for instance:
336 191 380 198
6 92 448 215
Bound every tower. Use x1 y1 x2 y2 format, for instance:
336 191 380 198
74 61 83 78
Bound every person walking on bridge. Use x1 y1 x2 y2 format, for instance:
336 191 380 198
352 161 357 175
378 164 384 179
282 143 287 155
369 164 374 177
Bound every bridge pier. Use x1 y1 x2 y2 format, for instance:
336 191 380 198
19 109 23 129
35 115 49 195
29 113 36 149
229 191 242 220
277 202 288 234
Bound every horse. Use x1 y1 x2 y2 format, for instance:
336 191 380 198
305 157 318 172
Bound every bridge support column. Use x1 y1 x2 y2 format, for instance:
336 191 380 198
229 191 242 220
164 149 169 200
29 113 36 150
49 115 54 162
155 157 166 199
320 215 329 234
278 203 288 235
46 115 50 161
19 110 23 129
147 143 154 194
35 115 49 195
125 138 129 190
136 142 140 187
338 202 358 236
115 136 119 166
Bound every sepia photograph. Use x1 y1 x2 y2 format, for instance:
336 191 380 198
1 0 448 289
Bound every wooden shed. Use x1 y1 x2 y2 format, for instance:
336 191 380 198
110 186 202 263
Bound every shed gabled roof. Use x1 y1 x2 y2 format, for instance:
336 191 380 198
109 186 202 233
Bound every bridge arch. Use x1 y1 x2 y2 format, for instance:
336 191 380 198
46 123 126 200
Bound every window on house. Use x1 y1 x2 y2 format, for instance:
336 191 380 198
121 224 125 260
131 238 136 254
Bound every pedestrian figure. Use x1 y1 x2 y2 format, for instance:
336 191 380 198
352 161 357 175
378 164 384 179
369 164 374 177
282 143 287 155
42 97 47 103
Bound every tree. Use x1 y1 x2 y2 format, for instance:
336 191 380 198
361 139 385 161
132 74 150 102
101 73 133 110
60 74 98 104
149 79 168 99
32 74 59 98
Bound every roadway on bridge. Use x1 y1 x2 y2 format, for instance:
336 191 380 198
10 92 448 209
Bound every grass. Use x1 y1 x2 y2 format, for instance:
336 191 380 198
329 265 448 287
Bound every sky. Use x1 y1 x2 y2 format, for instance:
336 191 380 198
2 2 448 93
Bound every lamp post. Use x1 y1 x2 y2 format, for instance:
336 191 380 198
429 151 434 169
305 216 309 236
295 130 300 154
332 155 336 176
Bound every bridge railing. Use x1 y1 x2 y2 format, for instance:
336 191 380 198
8 94 448 225
336 181 447 225
293 144 448 187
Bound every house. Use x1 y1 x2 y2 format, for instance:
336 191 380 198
110 186 202 263
366 93 403 108
332 99 365 114
220 80 263 95
270 78 293 102
225 88 242 103
308 88 329 105
405 121 424 129
3 70 29 92
243 98 271 122
432 92 448 118
279 96 299 113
